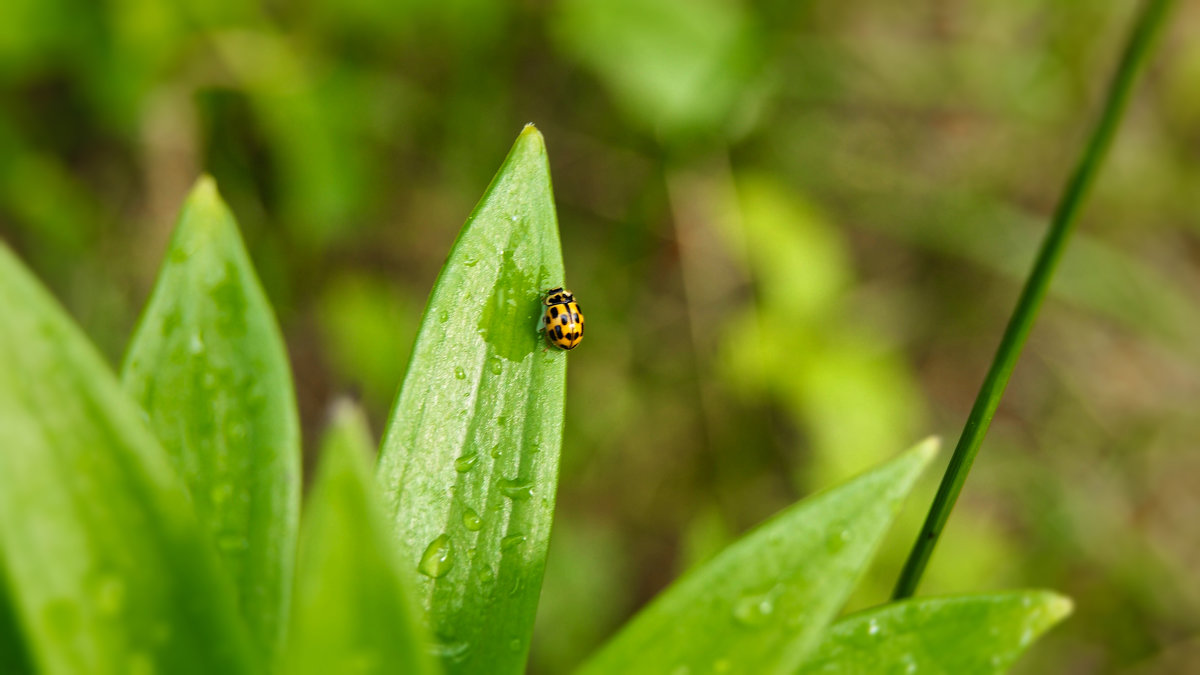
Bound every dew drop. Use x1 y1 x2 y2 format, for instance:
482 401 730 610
464 258 479 267
454 366 466 380
430 641 471 662
439 310 450 323
454 454 479 473
867 618 881 636
488 356 503 375
827 529 851 552
418 534 453 578
477 566 496 585
462 508 482 531
498 478 532 500
732 592 775 627
490 444 502 459
500 534 526 552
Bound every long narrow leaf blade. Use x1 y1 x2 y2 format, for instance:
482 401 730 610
0 244 256 674
121 176 301 658
376 125 566 674
0 571 32 674
281 399 439 675
578 439 939 675
798 591 1073 674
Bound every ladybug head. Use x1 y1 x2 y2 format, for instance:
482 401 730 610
543 287 574 305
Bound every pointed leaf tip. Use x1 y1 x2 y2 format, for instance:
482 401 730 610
517 124 546 151
122 176 300 659
188 175 221 205
912 436 941 463
1045 593 1074 622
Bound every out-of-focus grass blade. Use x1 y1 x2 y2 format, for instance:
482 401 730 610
376 125 566 675
121 177 300 659
577 439 939 675
798 591 1073 674
0 574 32 674
0 244 256 674
280 399 440 675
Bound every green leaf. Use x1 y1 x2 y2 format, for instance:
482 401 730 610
120 176 300 658
0 570 33 675
577 439 939 675
798 591 1073 674
0 243 256 674
280 399 440 675
554 0 764 141
376 124 566 675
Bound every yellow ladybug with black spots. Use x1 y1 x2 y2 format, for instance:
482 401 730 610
542 287 584 350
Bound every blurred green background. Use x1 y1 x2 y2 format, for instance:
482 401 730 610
2 0 1199 672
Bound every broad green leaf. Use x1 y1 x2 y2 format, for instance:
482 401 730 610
376 124 566 675
578 439 940 675
120 176 300 659
0 243 256 674
280 399 439 675
798 591 1073 674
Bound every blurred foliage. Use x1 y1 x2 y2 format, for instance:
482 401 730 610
1 0 1198 672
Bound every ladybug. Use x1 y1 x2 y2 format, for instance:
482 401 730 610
542 287 585 350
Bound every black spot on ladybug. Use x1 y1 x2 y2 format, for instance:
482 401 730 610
554 326 564 340
543 315 551 324
550 306 559 318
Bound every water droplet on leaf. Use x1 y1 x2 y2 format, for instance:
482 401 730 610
498 478 532 500
418 534 454 578
827 529 851 552
454 454 478 473
462 509 482 531
732 592 775 627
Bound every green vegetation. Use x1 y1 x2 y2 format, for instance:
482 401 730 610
0 0 1193 672
1 129 1067 674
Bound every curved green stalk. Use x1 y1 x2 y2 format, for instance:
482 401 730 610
893 0 1178 600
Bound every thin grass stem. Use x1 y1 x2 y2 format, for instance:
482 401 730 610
893 0 1178 600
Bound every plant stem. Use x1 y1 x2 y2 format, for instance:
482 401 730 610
892 0 1177 600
